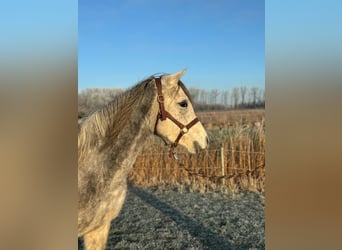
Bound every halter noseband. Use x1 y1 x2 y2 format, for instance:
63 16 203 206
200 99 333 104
154 77 199 157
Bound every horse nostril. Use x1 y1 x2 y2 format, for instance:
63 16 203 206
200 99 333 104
206 136 209 146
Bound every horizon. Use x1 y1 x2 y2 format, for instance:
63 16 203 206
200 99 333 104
78 81 265 93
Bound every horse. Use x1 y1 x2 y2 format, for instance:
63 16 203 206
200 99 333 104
78 69 209 250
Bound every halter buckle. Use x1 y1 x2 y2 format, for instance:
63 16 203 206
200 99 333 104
157 95 164 103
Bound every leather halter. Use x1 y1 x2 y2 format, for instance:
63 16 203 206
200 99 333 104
154 77 199 157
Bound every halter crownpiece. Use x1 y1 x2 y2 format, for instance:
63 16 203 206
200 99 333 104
154 77 200 157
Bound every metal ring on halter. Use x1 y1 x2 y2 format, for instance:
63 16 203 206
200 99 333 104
181 127 188 134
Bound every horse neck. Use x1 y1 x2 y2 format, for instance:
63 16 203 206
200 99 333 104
79 80 159 166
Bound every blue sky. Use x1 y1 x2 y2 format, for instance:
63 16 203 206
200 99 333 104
79 0 264 91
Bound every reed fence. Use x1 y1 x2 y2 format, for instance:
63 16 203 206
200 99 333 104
129 121 265 193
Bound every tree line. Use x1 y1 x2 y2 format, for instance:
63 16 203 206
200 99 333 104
78 86 265 117
188 86 265 111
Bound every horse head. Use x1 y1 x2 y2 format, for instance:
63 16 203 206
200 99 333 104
154 69 209 154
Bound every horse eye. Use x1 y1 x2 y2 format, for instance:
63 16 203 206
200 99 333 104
178 100 188 108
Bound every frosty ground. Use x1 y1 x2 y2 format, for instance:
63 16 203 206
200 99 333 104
79 185 264 250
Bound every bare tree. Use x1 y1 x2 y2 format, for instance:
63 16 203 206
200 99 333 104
250 87 259 108
199 89 209 104
189 87 200 103
221 90 229 107
240 86 247 106
210 89 219 105
231 87 240 109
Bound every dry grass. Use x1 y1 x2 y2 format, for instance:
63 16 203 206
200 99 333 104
198 109 265 129
129 109 265 193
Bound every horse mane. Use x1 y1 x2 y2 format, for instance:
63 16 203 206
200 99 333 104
78 76 156 158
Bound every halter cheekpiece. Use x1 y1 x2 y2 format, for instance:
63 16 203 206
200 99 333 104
154 77 199 157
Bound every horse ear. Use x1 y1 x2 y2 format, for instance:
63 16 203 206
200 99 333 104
162 68 187 88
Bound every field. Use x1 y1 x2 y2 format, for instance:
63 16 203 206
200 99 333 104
129 109 265 193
